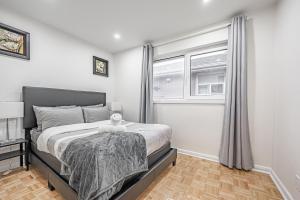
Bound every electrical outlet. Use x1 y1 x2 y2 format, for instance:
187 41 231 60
296 174 300 192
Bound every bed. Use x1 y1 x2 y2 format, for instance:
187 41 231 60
23 86 177 200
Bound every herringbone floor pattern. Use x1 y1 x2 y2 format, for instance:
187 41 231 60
0 154 282 200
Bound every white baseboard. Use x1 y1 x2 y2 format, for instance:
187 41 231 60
177 148 293 200
178 148 219 163
253 164 272 174
177 148 271 174
270 169 294 200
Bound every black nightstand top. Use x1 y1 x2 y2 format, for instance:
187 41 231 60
0 138 28 148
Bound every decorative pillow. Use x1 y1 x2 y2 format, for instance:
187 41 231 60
33 105 76 131
40 107 84 131
82 106 110 123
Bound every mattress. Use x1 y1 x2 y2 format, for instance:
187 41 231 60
30 121 172 181
32 120 172 156
31 140 171 182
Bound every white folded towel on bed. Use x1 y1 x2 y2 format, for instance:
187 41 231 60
98 124 127 133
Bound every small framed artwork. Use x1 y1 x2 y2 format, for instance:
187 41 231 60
0 22 30 60
93 56 108 77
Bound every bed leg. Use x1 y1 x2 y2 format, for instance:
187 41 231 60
172 160 176 166
48 181 55 191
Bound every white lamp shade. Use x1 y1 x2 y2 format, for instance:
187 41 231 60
111 102 122 112
0 102 24 119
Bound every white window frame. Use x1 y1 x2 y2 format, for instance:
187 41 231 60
153 44 228 104
153 56 185 100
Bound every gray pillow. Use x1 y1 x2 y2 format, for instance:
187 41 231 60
40 107 84 131
33 105 76 131
82 107 110 123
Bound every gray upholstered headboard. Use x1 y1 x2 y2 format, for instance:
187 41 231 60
22 86 106 129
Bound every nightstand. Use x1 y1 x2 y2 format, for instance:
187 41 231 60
0 139 29 171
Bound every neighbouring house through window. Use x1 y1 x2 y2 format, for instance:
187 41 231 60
190 49 227 96
153 44 228 102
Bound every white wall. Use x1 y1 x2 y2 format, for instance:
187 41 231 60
246 6 277 168
154 104 223 159
113 47 143 122
272 0 300 199
0 8 115 171
0 8 115 102
113 6 277 168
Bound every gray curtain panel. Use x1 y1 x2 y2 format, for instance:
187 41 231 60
139 43 154 124
219 16 254 170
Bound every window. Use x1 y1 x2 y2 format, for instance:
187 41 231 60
153 56 184 99
153 45 228 103
190 50 227 96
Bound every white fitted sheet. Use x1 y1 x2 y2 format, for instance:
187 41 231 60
32 120 172 156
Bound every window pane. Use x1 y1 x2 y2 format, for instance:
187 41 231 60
211 83 224 95
153 57 184 99
198 84 210 95
190 50 227 96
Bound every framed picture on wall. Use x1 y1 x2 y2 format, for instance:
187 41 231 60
93 56 108 77
0 22 30 60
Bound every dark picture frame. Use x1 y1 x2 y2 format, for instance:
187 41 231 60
93 56 108 77
0 22 30 60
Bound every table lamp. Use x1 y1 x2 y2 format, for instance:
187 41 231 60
0 102 24 141
111 102 122 113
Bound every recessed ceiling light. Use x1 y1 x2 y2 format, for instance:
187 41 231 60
203 0 211 4
114 33 121 40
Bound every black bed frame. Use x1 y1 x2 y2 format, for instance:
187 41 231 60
23 86 177 200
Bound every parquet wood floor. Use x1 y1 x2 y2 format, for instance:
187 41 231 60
0 154 282 200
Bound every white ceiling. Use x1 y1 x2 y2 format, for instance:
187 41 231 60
0 0 277 53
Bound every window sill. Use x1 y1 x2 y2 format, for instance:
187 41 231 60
153 99 225 105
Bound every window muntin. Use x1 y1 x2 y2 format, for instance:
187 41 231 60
153 56 185 99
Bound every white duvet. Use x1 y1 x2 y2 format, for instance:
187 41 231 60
37 120 172 158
